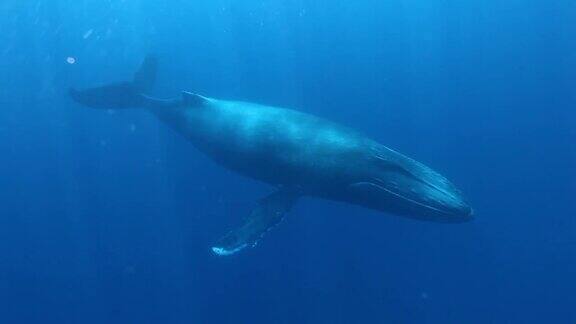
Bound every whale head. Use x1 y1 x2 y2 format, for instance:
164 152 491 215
346 148 474 223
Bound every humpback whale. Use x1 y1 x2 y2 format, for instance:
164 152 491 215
71 56 473 255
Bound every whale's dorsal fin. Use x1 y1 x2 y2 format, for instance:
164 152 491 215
182 91 211 107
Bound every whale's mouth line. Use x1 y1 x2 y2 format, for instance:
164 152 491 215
372 152 462 202
351 181 465 218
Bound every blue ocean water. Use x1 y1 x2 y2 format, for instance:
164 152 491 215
0 0 575 323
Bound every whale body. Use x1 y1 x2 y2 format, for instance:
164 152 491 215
71 57 472 255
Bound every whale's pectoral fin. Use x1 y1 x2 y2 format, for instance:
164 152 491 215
212 189 299 256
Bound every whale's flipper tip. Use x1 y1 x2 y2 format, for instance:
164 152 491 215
211 189 298 256
211 244 248 256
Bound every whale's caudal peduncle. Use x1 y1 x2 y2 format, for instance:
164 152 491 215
71 56 473 256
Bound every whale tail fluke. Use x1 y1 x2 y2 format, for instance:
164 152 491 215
70 55 158 109
132 55 157 94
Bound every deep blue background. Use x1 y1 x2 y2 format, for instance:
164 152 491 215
0 1 575 323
